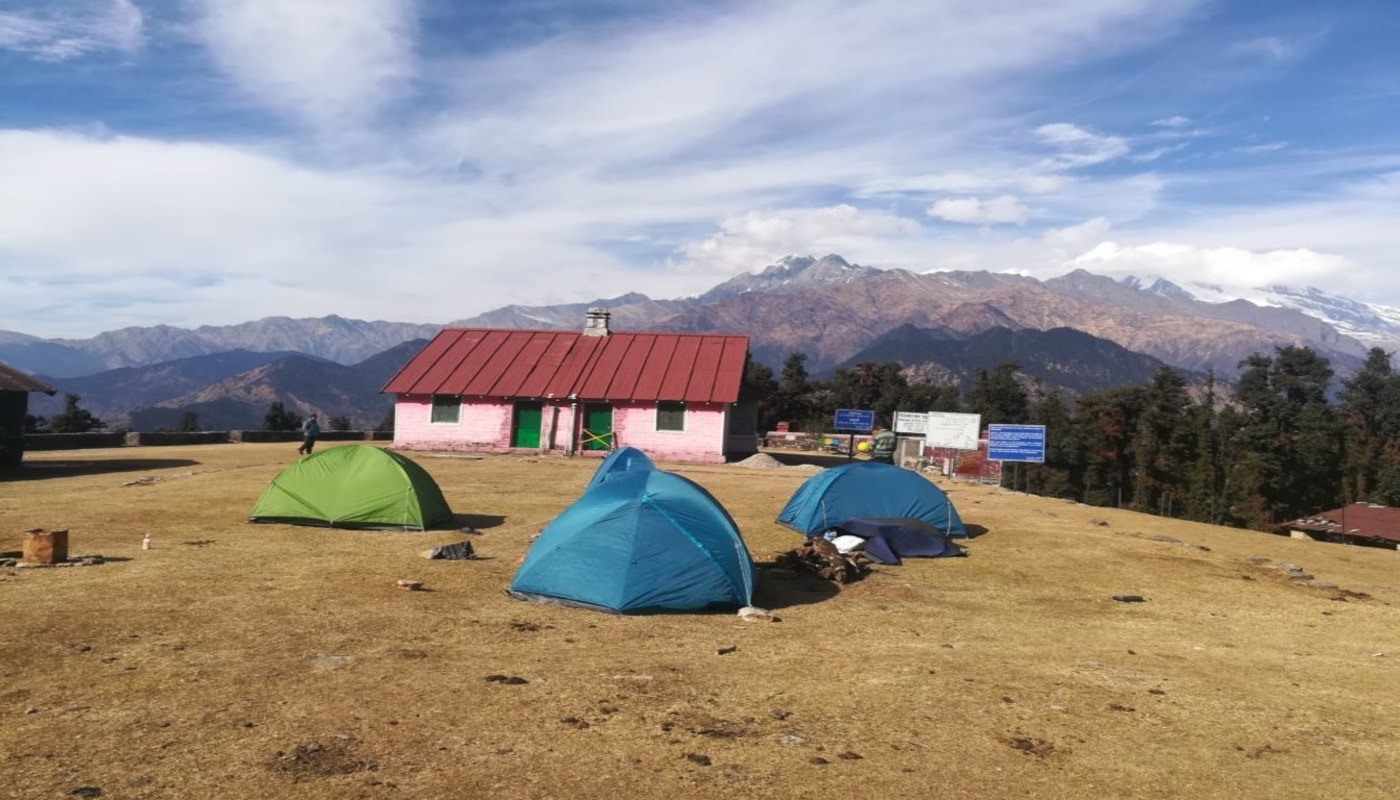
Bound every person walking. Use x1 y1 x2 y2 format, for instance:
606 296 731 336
298 413 321 456
870 425 897 464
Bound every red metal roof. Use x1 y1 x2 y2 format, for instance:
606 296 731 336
1282 503 1400 543
381 329 750 404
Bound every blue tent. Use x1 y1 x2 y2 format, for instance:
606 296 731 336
587 446 655 489
509 469 755 614
776 462 968 538
827 517 966 565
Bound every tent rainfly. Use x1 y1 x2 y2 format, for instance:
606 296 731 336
586 445 656 489
509 467 755 614
827 517 966 565
249 445 453 530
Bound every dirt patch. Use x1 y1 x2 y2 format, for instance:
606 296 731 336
268 740 377 780
1005 736 1059 758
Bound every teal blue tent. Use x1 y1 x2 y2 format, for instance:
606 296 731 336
587 446 655 489
776 461 968 538
509 469 755 614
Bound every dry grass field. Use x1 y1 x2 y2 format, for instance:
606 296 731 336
3 442 1399 800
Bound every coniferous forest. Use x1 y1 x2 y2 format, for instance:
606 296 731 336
747 346 1400 530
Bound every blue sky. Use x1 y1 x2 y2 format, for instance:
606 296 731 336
3 0 1400 338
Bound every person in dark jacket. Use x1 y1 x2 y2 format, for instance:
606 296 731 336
298 414 321 456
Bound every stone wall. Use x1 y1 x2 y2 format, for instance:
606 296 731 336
23 432 128 450
125 431 230 446
25 430 392 450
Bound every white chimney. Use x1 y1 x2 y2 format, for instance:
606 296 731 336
583 307 612 337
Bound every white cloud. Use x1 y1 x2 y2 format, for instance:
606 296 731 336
1101 166 1400 302
1030 173 1164 226
1231 36 1296 63
1034 122 1130 169
862 169 1066 197
0 0 142 61
193 0 418 130
927 195 1030 225
1044 217 1112 251
1019 173 1069 194
0 131 909 335
1151 115 1190 128
678 205 922 278
0 129 534 335
1064 241 1353 289
1131 143 1188 163
1236 142 1288 155
0 129 437 270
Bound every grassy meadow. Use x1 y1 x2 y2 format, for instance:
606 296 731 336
2 442 1398 800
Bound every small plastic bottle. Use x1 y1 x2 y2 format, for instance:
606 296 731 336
142 533 152 551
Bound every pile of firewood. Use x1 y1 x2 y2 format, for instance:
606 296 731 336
772 538 869 584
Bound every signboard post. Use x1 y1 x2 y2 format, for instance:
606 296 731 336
924 412 982 450
834 409 875 461
893 411 927 436
987 423 1046 490
986 424 1047 463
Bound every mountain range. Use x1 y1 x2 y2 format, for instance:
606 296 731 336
835 325 1191 394
26 341 426 432
8 254 1399 430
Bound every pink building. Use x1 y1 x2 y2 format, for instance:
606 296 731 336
380 310 758 464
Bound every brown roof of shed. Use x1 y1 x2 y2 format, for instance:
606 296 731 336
1282 503 1400 543
381 329 749 404
0 362 56 394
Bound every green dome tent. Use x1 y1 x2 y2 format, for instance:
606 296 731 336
249 445 454 530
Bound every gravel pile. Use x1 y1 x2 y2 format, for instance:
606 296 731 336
734 452 785 469
733 453 825 472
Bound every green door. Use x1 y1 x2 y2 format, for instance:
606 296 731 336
582 403 613 451
512 401 542 448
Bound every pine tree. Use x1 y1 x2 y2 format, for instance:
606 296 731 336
829 362 908 424
1131 368 1193 517
48 394 105 433
742 358 780 431
263 401 303 432
1026 384 1078 499
1337 347 1400 503
1232 347 1340 524
772 352 820 431
1074 386 1145 508
1178 371 1230 524
964 362 1029 425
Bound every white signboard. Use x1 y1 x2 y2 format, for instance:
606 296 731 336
924 412 982 450
893 411 927 435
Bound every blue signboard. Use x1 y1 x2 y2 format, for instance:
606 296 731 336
987 424 1046 463
834 408 875 432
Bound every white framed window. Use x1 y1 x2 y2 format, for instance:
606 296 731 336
656 400 685 432
431 394 461 424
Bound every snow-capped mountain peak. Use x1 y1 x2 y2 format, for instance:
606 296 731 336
1118 275 1400 352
